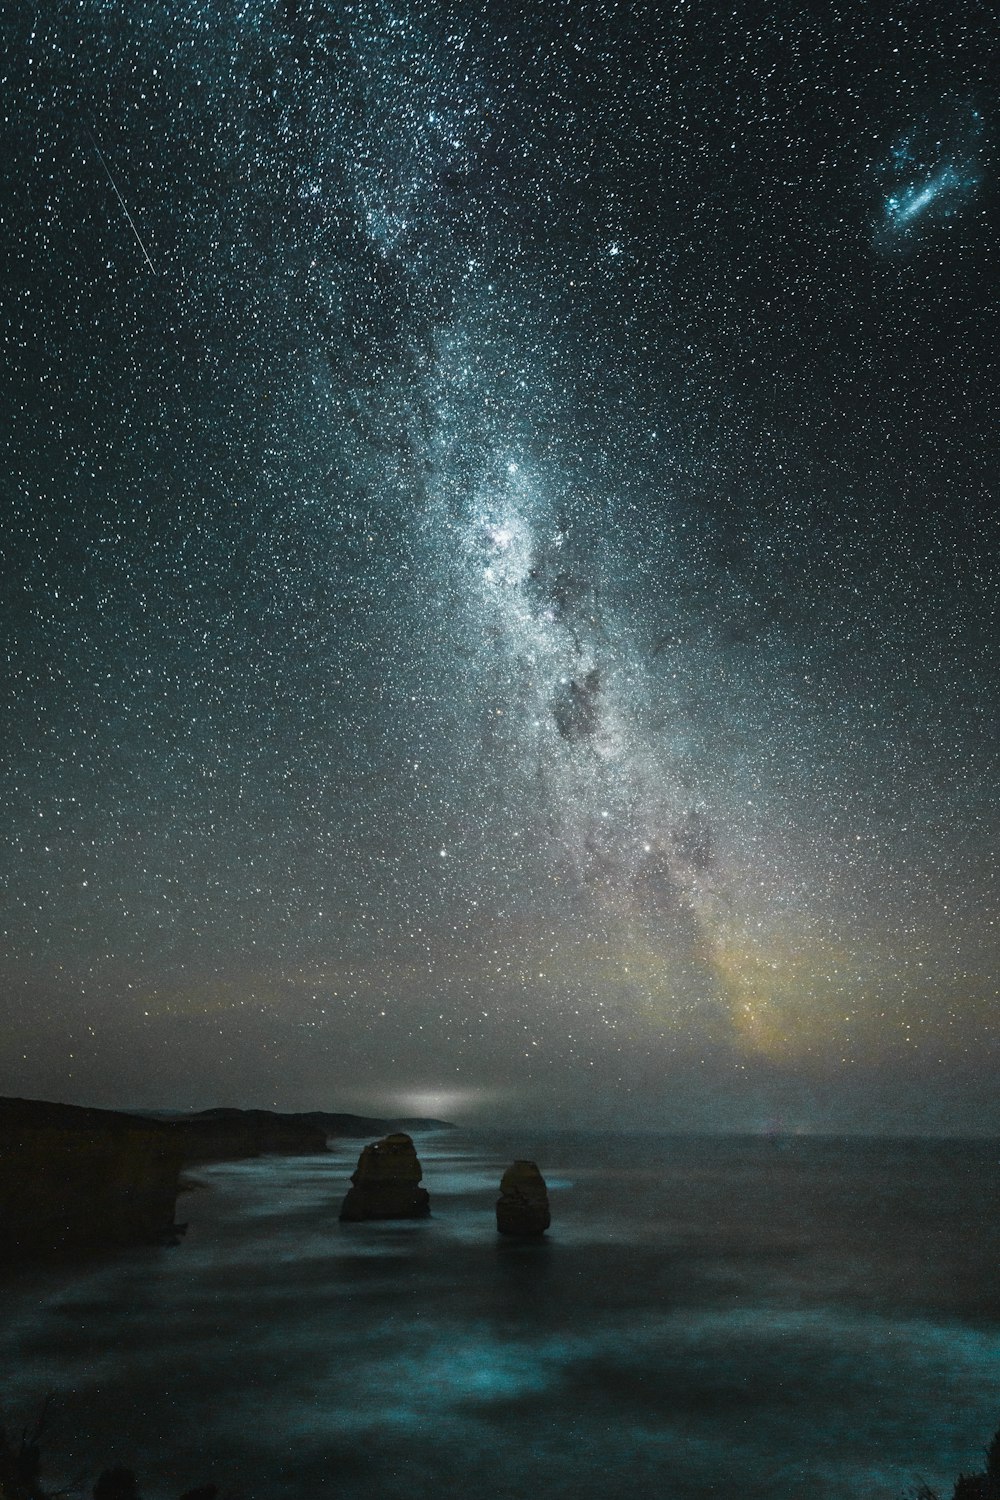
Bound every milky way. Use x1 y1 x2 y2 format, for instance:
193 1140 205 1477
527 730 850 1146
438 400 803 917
1 0 997 1131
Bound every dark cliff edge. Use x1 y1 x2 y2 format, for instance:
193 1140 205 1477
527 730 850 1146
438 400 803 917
0 1097 454 1262
0 1098 185 1262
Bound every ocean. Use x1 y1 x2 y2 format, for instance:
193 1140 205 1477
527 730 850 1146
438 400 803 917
2 1130 999 1499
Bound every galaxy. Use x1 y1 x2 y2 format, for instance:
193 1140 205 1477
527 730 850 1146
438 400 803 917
877 97 985 248
1 0 997 1132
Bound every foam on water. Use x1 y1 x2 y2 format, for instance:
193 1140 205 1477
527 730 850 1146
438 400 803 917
2 1131 998 1499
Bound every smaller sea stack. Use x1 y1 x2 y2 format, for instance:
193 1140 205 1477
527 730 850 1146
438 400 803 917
339 1132 430 1221
496 1160 550 1236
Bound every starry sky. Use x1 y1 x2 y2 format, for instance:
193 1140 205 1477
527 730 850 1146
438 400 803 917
1 0 997 1133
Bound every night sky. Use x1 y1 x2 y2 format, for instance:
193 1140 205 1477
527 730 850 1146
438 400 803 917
2 0 996 1133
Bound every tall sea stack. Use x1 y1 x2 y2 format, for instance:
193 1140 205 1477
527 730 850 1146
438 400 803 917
496 1160 551 1236
339 1132 430 1221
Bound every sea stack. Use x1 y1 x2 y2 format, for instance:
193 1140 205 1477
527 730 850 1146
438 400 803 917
496 1160 551 1236
338 1132 430 1221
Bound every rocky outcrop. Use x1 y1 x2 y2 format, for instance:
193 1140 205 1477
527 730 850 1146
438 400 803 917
0 1096 452 1261
496 1160 551 1236
0 1099 185 1261
339 1132 430 1221
0 1097 332 1261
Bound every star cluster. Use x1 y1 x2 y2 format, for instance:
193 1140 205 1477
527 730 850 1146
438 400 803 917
1 0 996 1131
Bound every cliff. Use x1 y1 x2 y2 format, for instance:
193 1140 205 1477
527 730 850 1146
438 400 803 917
0 1098 184 1261
0 1096 454 1262
0 1098 329 1263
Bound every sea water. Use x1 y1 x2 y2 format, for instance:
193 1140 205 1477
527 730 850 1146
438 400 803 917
2 1131 999 1499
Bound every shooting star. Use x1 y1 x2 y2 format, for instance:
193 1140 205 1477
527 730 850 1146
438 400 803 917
87 129 155 272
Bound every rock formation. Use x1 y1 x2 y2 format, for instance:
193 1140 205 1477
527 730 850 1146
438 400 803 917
0 1097 332 1261
0 1095 453 1262
0 1098 186 1261
339 1132 430 1221
496 1160 551 1236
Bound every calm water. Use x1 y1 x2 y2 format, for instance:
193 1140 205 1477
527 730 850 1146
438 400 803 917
2 1131 999 1499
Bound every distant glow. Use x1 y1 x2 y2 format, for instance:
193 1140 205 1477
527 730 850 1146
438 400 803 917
388 1089 496 1118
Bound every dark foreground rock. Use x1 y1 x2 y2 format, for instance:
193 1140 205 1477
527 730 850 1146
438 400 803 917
0 1097 327 1262
339 1132 430 1221
0 1099 185 1261
0 1096 454 1261
496 1160 551 1236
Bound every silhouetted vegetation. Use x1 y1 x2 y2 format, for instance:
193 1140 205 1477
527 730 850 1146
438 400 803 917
5 1395 997 1498
91 1468 217 1500
906 1424 1000 1500
0 1398 61 1500
0 1403 219 1500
